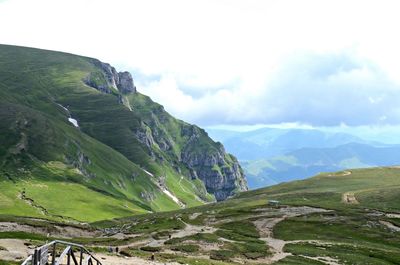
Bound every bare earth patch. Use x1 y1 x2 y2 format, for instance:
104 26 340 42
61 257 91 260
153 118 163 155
0 239 33 262
253 206 332 264
379 220 400 232
0 222 100 238
342 192 359 204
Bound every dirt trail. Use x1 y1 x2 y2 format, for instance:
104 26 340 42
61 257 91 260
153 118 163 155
172 220 216 239
0 239 33 262
147 219 217 247
0 238 179 265
380 221 400 232
253 206 332 264
328 171 351 177
0 222 100 238
342 192 359 204
386 213 400 218
299 255 341 265
96 253 181 265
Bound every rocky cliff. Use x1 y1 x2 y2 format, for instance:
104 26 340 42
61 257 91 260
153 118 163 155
84 60 136 94
85 60 248 200
180 126 248 200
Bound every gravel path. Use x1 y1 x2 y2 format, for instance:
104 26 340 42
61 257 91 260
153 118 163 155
253 206 332 264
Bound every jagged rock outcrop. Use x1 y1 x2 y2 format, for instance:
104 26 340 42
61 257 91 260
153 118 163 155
180 128 248 200
134 116 248 200
84 60 136 94
118 71 135 94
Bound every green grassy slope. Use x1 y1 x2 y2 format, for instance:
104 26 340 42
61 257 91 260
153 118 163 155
237 167 400 211
92 166 400 264
0 44 245 221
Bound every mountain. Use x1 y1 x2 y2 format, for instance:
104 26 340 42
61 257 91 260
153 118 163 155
207 127 399 189
207 127 370 160
0 44 247 222
244 142 400 188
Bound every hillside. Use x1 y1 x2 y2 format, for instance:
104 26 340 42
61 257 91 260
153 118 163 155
0 44 247 222
244 142 400 188
92 166 400 264
1 166 399 264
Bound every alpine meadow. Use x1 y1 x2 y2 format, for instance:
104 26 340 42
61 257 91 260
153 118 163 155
1 1 400 265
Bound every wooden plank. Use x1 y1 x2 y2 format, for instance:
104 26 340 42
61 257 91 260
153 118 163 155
71 250 79 265
20 255 32 265
39 245 49 265
55 246 71 265
84 255 91 265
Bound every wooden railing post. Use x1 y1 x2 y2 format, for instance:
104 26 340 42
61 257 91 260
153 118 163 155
52 242 56 265
79 248 83 265
33 249 37 265
67 248 71 265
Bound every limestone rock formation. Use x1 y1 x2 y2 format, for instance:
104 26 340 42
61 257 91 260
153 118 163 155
85 60 136 94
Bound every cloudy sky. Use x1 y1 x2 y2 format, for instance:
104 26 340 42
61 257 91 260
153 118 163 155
1 0 400 127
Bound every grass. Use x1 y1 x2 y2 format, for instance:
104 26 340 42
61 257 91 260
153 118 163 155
0 231 48 241
0 260 19 265
235 167 400 211
285 242 400 264
171 244 200 253
0 44 247 222
210 250 236 261
97 166 400 264
1 44 400 263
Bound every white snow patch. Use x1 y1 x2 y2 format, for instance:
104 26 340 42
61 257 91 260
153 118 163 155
68 118 79 128
143 169 185 208
56 103 79 128
142 169 154 177
163 189 180 204
162 188 186 208
56 103 69 112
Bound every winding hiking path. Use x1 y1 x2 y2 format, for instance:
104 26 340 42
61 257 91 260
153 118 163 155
253 206 337 264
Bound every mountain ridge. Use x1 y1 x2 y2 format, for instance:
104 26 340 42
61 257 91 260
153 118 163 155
0 44 247 221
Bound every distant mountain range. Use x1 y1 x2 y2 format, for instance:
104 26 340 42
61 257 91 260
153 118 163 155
207 127 400 189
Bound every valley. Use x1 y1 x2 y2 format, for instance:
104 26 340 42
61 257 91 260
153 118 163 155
207 128 400 189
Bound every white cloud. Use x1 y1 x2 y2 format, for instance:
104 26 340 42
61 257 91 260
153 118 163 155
1 0 400 126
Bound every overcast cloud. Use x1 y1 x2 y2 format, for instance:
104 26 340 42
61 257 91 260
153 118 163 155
1 0 400 126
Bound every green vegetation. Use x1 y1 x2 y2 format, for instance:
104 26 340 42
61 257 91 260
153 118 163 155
171 244 200 253
1 43 400 264
236 167 400 211
140 246 161 252
96 166 400 264
210 250 235 261
0 260 19 265
0 44 248 222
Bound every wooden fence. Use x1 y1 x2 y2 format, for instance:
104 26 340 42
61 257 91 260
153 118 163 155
21 240 102 265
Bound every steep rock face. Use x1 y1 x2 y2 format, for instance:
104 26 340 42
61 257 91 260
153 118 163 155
180 126 248 200
85 60 136 94
118 71 136 94
130 99 248 201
